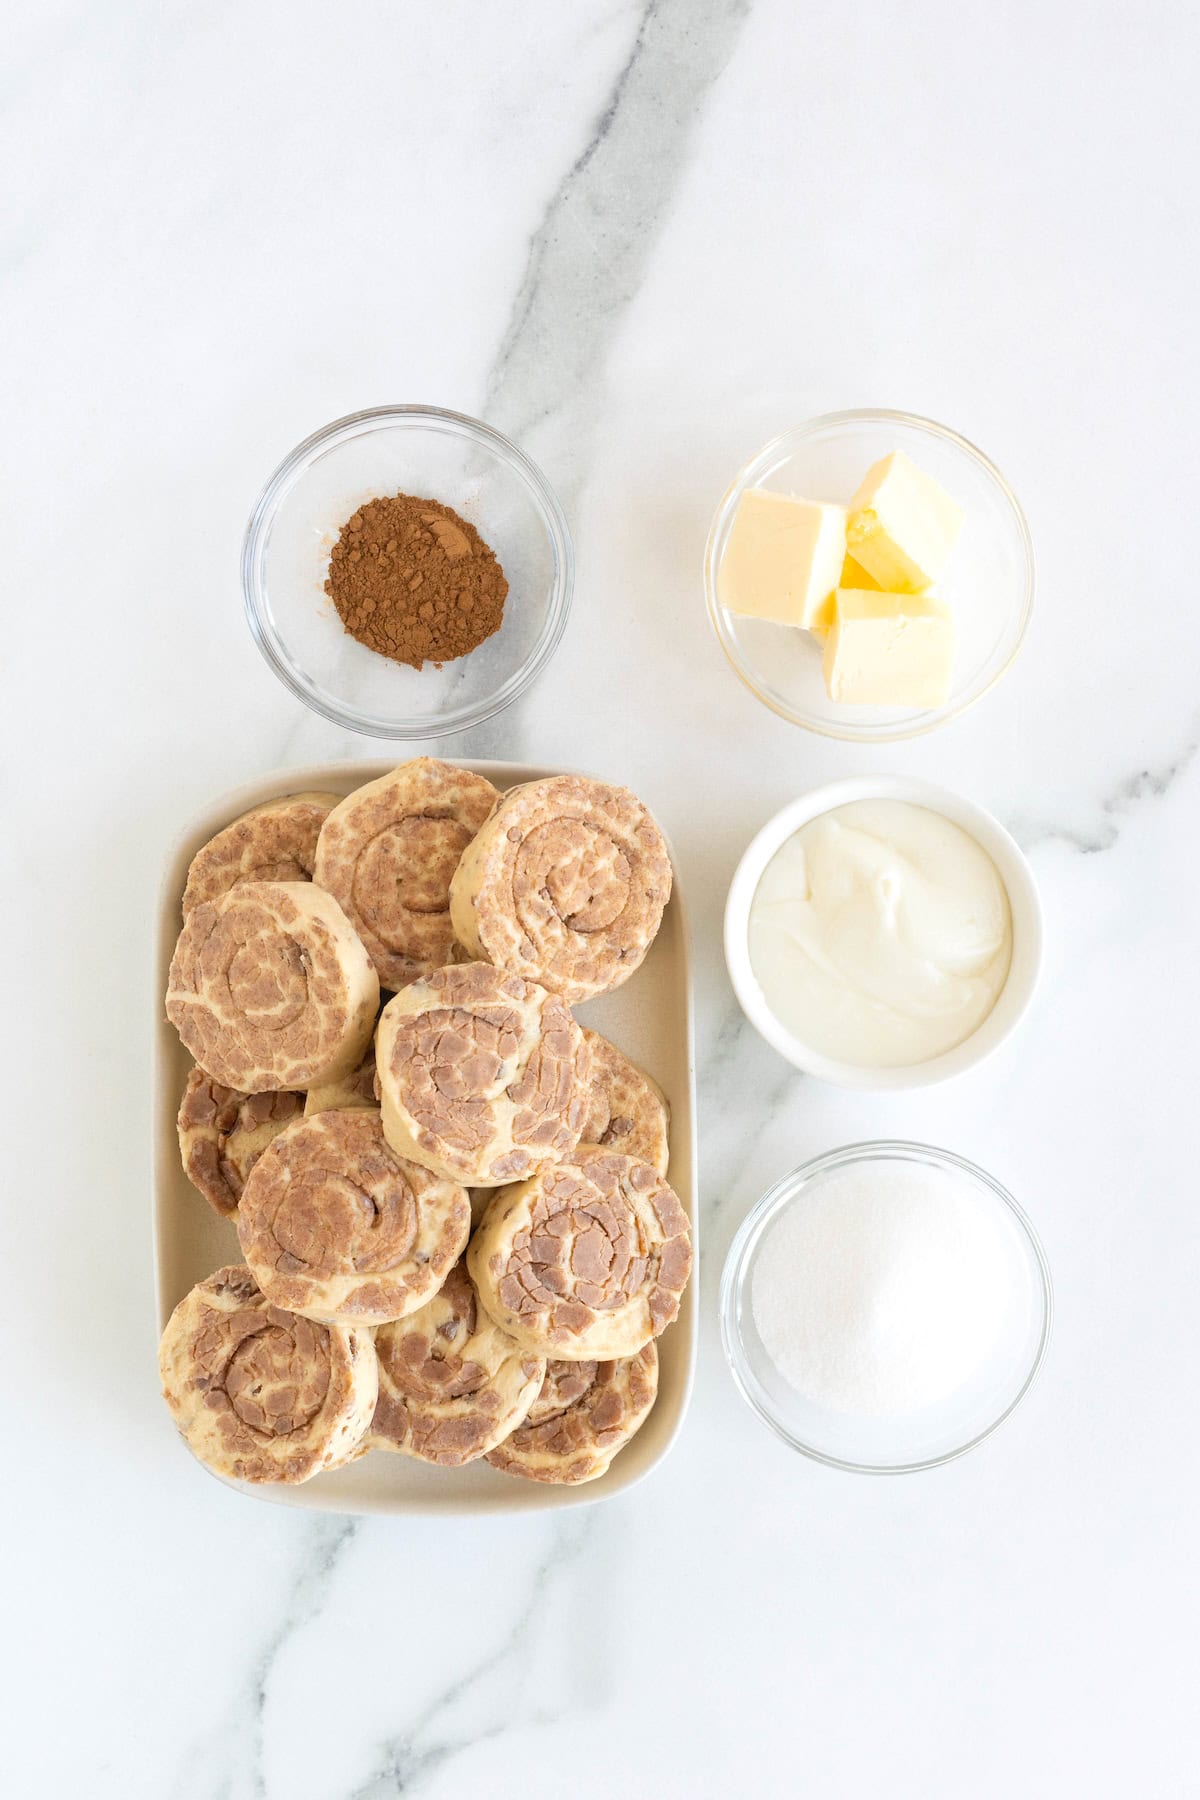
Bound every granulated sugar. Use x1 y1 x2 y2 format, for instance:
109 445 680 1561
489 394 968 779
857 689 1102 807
751 1162 1014 1417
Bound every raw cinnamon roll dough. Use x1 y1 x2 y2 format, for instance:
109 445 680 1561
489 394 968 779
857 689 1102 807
376 962 591 1187
468 1146 692 1358
158 1264 377 1484
579 1029 670 1176
449 775 673 1004
486 1344 658 1485
370 1261 544 1465
236 1110 470 1326
303 1042 378 1117
314 760 498 989
177 1067 304 1217
166 881 378 1093
182 793 338 917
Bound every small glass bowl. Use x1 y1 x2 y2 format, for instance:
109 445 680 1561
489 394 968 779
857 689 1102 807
704 410 1034 742
242 405 573 739
720 1142 1052 1474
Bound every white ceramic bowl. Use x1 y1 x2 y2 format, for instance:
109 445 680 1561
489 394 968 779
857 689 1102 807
724 776 1043 1090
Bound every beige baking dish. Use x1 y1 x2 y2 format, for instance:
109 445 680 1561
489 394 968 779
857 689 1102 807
154 760 697 1514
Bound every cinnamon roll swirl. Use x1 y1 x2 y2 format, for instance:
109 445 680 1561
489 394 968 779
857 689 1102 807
236 1110 470 1326
486 1345 658 1485
370 1262 544 1465
375 962 591 1187
177 1066 304 1218
166 881 378 1093
158 1264 377 1484
314 760 498 989
182 793 338 917
468 1147 692 1359
449 776 673 1004
578 1029 670 1176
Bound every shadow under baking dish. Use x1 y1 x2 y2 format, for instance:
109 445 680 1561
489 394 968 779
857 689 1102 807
155 760 697 1515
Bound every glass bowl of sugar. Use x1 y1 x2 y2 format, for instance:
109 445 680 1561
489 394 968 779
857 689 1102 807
720 1142 1051 1473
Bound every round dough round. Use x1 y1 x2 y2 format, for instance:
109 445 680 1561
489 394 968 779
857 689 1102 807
376 961 591 1187
486 1344 658 1485
449 775 673 1004
314 760 499 989
468 1147 692 1358
177 1066 305 1217
182 793 339 917
578 1029 670 1176
370 1261 545 1465
166 881 379 1093
236 1109 470 1326
158 1264 377 1484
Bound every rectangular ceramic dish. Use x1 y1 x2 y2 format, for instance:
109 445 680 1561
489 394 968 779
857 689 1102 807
154 760 697 1514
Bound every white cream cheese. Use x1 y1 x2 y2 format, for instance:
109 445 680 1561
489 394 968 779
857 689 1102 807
747 800 1012 1068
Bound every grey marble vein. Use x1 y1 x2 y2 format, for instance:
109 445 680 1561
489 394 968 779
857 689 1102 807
1013 717 1200 857
171 1516 360 1800
485 0 750 465
448 0 750 760
696 992 757 1092
344 1513 596 1799
697 999 806 1230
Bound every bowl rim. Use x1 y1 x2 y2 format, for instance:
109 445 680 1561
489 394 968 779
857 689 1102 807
723 775 1044 1090
703 407 1036 743
241 403 574 740
719 1139 1054 1474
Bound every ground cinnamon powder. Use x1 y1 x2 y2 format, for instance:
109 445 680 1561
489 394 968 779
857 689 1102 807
325 493 508 670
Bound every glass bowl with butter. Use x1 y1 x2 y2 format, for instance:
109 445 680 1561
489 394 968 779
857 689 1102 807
724 777 1043 1090
703 410 1034 742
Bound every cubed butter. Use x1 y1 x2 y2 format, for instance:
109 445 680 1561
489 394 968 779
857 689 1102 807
719 488 847 630
822 588 957 707
839 554 883 590
811 556 882 643
846 451 964 593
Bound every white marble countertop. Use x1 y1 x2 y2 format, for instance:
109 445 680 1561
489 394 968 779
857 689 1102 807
6 2 1197 1794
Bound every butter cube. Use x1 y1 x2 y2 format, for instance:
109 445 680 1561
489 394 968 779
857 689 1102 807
719 488 847 630
822 588 957 707
847 451 964 593
839 554 883 590
811 554 883 641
